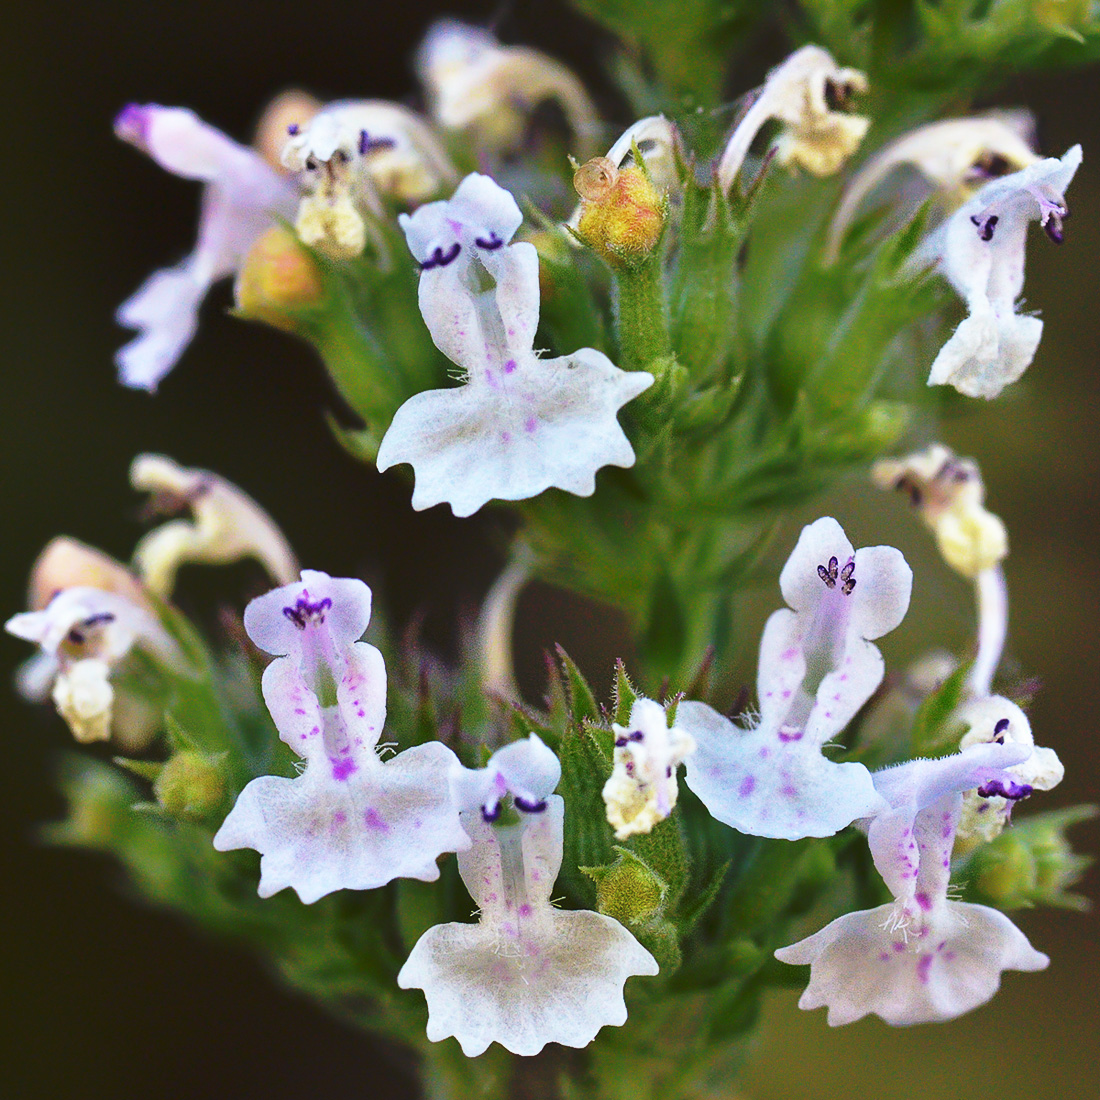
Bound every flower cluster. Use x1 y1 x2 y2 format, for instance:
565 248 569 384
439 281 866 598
11 8 1096 1094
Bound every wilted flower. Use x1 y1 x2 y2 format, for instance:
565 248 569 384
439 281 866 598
281 99 458 257
213 571 468 902
114 104 299 390
603 698 696 839
717 45 869 190
130 453 299 597
376 174 653 516
872 443 1007 580
6 585 179 745
399 735 658 1056
923 145 1082 399
681 517 911 839
416 19 598 156
776 741 1049 1025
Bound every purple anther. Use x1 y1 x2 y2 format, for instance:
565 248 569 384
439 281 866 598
420 242 462 270
993 717 1010 744
629 730 645 742
614 736 628 748
978 779 1033 801
1044 213 1067 244
840 559 856 595
287 123 300 135
817 558 838 588
283 595 333 629
482 801 503 823
475 232 504 250
515 796 548 814
970 152 1011 180
970 213 999 242
82 612 117 629
359 129 397 155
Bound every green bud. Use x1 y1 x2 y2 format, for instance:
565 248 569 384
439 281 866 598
965 806 1096 911
583 848 667 926
153 752 227 820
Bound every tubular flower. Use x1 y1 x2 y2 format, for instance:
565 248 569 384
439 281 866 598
872 443 1007 580
6 586 180 744
113 104 299 391
416 20 599 156
717 45 869 190
922 145 1082 399
955 696 1063 851
399 735 658 1057
130 453 299 597
376 174 653 516
826 114 1039 263
776 742 1049 1026
281 99 458 258
213 571 468 903
603 698 696 839
681 517 912 840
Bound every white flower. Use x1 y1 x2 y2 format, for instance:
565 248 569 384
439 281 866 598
130 454 299 597
872 443 1007 580
923 145 1082 399
114 104 299 391
603 698 696 839
280 99 458 258
956 696 1063 847
399 735 658 1056
681 517 912 839
416 20 598 156
376 174 653 517
213 571 468 903
776 742 1049 1026
6 586 179 745
826 114 1039 263
717 45 869 190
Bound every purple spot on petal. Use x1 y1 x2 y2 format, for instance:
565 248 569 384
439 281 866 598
759 747 771 759
518 904 533 917
893 942 906 953
364 808 390 833
879 952 891 962
916 892 932 911
778 727 803 742
333 811 347 825
504 359 517 373
916 954 933 984
782 647 798 661
524 416 538 433
739 775 756 797
782 689 792 699
331 758 358 781
294 707 307 715
501 431 511 443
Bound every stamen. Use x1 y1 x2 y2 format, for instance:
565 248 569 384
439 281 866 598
970 213 999 242
474 232 504 250
282 595 333 629
420 242 462 270
817 556 839 588
287 123 300 136
514 795 548 813
358 130 398 156
482 800 503 823
977 779 1033 800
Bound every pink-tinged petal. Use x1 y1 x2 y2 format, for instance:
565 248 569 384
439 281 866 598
778 517 855 616
114 104 298 390
848 545 912 640
244 570 373 657
776 901 1047 1026
755 609 808 730
397 797 657 1056
377 348 652 517
680 701 885 840
213 740 468 903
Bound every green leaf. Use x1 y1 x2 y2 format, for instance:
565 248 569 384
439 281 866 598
911 660 972 756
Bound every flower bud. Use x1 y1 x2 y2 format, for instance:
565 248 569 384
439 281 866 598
574 157 666 268
965 806 1095 910
154 751 227 820
28 537 147 612
584 849 666 927
234 226 326 331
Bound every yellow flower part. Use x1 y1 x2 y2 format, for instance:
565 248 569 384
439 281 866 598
872 444 1007 579
573 157 666 269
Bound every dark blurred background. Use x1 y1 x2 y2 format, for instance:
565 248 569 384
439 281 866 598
2 3 1097 1097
